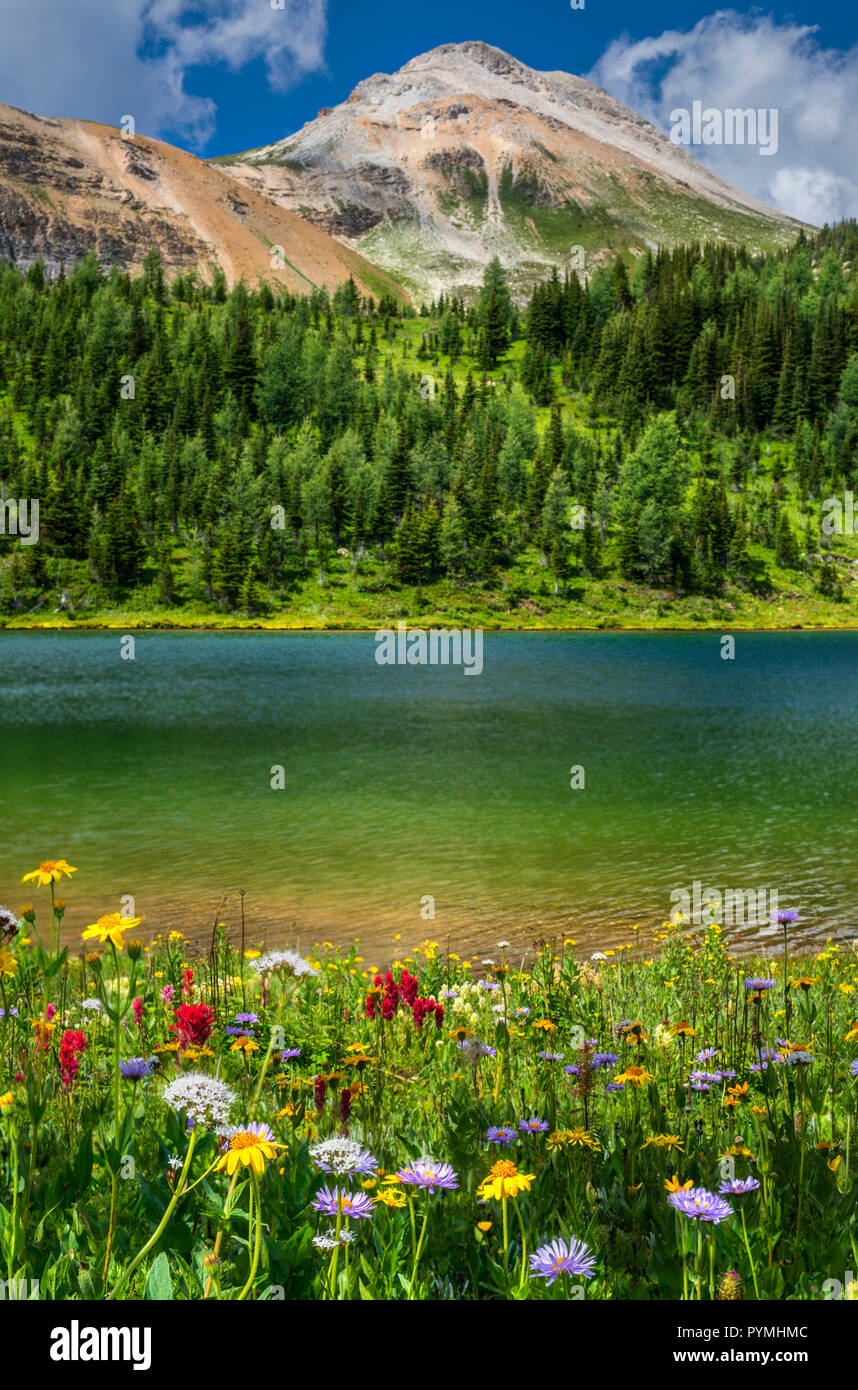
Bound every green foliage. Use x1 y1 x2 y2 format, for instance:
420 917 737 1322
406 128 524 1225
1 224 858 624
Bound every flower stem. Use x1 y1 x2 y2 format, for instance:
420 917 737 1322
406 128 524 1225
106 1126 197 1300
236 1173 261 1301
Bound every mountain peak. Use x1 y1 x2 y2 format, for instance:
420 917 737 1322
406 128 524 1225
222 42 806 301
401 40 531 78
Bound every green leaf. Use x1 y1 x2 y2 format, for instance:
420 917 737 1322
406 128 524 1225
144 1251 174 1301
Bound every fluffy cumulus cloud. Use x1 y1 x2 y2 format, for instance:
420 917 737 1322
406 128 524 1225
0 0 328 147
587 10 858 225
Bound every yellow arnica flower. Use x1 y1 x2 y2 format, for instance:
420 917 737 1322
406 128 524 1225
374 1188 406 1208
82 912 142 949
231 1036 259 1054
642 1134 683 1152
665 1174 694 1193
22 859 76 887
477 1160 535 1201
615 1066 654 1087
561 1127 601 1152
214 1124 283 1175
0 945 18 976
0 1092 14 1110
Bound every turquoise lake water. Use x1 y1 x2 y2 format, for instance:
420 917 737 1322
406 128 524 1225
1 630 856 961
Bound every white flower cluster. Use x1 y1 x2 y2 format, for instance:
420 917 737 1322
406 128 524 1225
309 1137 378 1176
447 980 494 1033
81 998 104 1013
251 949 318 979
653 1022 677 1051
313 1227 354 1251
161 1072 237 1128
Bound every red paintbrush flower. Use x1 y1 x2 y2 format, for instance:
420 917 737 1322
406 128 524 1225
170 1002 215 1049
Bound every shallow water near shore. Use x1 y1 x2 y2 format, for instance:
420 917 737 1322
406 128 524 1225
2 629 857 962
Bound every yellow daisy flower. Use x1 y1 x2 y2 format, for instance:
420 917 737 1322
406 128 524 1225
22 859 77 887
374 1188 406 1208
82 911 142 949
477 1160 535 1201
213 1124 283 1175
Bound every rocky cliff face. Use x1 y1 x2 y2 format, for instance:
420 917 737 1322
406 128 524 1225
0 104 406 299
220 40 808 301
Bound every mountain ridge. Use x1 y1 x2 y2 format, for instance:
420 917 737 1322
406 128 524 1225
219 40 810 300
0 102 407 300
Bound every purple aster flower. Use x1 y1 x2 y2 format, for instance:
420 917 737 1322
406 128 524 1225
719 1177 760 1196
529 1236 597 1285
564 1064 579 1076
234 1012 259 1025
514 1007 530 1018
694 1047 720 1063
119 1057 157 1080
745 978 776 992
539 1051 565 1061
690 1071 722 1088
281 1048 301 1061
593 1052 619 1069
397 1160 459 1194
225 1026 252 1036
486 1124 517 1147
311 1185 375 1220
457 1039 496 1062
478 980 500 991
775 910 799 924
851 1060 858 1078
667 1186 734 1223
605 1082 625 1092
519 1116 550 1134
0 1007 18 1018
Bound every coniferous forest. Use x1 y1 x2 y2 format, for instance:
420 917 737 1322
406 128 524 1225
3 221 858 627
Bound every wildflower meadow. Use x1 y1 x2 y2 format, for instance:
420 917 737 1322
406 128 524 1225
1 861 857 1310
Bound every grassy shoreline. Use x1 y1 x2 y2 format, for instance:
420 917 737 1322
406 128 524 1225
3 615 857 632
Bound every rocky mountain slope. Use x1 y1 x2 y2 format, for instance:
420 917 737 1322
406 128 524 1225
0 103 405 299
218 40 809 301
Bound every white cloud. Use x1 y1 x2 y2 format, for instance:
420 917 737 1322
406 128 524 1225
0 0 328 147
588 10 858 225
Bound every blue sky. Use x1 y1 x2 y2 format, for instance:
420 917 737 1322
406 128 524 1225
2 2 857 221
176 1 858 159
